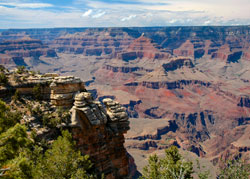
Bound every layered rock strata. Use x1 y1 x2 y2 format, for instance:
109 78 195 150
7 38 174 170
50 76 85 106
70 94 130 178
0 72 85 107
117 36 170 61
52 29 134 57
0 38 57 66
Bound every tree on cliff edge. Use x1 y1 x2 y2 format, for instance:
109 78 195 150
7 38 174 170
140 146 193 179
219 158 250 179
34 130 94 179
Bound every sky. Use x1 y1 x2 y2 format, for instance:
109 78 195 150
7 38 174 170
0 0 250 28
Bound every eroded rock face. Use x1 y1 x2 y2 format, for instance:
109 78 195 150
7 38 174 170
0 38 57 66
0 72 85 107
70 94 130 179
162 58 194 72
117 35 171 61
50 76 85 106
52 29 134 57
173 40 194 57
238 96 250 108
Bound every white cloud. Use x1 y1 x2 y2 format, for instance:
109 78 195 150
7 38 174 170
82 9 93 17
121 15 136 21
82 9 106 18
92 11 106 18
169 19 177 23
204 20 211 25
0 2 53 8
0 0 250 28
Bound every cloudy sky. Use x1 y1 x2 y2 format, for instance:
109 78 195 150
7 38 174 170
0 0 250 28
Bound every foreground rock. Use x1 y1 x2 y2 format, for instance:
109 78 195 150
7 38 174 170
70 95 131 178
0 69 135 179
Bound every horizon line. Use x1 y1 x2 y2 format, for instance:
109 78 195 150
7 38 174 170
1 24 250 30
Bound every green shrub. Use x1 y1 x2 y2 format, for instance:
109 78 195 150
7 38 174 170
33 130 95 179
0 72 8 85
42 115 61 128
16 66 26 74
0 65 5 72
140 146 193 179
196 160 211 179
219 158 250 179
12 90 21 102
32 84 42 100
0 100 21 134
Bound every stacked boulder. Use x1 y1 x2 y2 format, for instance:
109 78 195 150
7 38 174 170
70 92 107 127
103 98 130 133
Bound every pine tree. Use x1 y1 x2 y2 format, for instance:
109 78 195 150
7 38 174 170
219 158 250 179
140 146 193 179
34 130 94 179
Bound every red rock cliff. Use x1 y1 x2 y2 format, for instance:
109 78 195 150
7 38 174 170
70 94 131 178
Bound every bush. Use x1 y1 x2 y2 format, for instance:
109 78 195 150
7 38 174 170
219 158 250 179
42 115 61 128
16 66 26 74
12 90 21 102
0 65 5 72
140 146 193 179
0 100 21 134
0 72 8 85
32 84 42 100
34 130 95 179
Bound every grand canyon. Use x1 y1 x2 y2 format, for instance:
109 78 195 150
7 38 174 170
1 26 250 178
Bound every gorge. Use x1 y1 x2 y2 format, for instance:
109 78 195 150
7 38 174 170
1 26 250 178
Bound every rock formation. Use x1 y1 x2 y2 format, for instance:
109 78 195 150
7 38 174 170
50 76 85 106
117 35 170 61
0 72 85 107
52 29 134 57
0 69 133 179
70 94 130 178
0 38 57 67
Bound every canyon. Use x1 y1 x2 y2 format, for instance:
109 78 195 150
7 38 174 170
1 26 250 177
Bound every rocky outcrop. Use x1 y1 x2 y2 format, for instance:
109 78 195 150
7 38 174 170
50 76 85 106
125 80 211 90
0 72 85 107
173 40 194 57
0 69 134 178
70 94 130 178
173 111 215 142
211 44 230 61
238 96 250 108
162 58 194 72
104 65 144 73
117 35 170 61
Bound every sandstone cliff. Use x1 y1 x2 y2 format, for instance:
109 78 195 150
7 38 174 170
0 69 133 179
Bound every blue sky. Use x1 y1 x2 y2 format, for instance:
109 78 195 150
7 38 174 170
0 0 250 28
